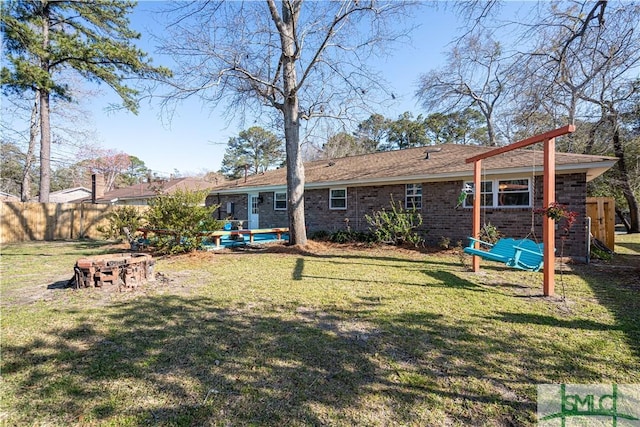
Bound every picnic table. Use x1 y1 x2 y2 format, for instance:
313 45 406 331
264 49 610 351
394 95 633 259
205 228 289 249
137 227 289 249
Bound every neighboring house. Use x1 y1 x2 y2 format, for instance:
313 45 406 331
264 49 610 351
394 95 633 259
73 177 223 205
45 187 92 203
206 144 617 259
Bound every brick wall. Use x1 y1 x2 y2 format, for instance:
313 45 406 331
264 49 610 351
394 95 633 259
206 172 588 258
206 194 248 222
304 185 405 232
256 191 288 228
206 192 289 228
421 174 587 258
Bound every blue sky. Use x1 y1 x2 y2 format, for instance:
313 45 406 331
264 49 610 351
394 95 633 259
86 2 518 177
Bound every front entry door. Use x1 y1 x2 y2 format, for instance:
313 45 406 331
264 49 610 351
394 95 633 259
248 194 259 229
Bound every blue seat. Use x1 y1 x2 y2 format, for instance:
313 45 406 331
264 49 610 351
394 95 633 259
464 237 545 272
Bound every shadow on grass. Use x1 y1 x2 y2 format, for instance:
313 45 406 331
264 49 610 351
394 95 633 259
0 240 125 257
577 262 640 361
5 291 633 426
421 270 485 291
292 257 304 280
615 241 640 254
485 312 620 332
47 279 73 290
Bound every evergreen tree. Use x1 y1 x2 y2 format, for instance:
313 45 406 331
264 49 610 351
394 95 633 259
321 132 364 159
354 114 389 152
220 127 285 180
425 109 488 145
118 155 151 187
1 0 171 201
383 112 430 150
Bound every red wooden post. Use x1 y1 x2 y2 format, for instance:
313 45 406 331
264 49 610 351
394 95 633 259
543 138 556 296
472 160 482 272
464 125 574 295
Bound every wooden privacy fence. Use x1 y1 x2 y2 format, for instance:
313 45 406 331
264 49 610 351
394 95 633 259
586 197 615 251
0 202 147 244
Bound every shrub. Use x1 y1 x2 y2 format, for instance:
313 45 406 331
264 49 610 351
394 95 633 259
309 230 331 241
329 230 376 244
479 222 502 245
97 206 145 241
144 189 222 254
438 236 452 249
365 199 424 247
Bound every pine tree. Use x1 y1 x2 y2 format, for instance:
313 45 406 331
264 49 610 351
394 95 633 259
1 0 171 201
220 127 285 180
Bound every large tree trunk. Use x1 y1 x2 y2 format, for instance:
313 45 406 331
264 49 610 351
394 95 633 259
611 116 640 233
284 104 307 246
38 2 51 203
279 1 307 246
39 89 51 203
21 93 38 201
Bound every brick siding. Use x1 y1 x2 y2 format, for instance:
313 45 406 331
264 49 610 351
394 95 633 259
206 172 588 258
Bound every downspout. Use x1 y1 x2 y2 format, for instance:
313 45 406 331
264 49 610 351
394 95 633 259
586 216 591 264
355 187 359 230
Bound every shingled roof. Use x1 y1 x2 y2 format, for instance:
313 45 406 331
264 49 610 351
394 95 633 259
215 144 617 193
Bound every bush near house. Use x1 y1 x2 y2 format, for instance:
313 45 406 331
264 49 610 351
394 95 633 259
365 199 424 247
145 189 222 254
97 205 146 241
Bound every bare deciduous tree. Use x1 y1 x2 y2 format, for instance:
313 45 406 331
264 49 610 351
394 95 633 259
415 31 507 146
159 0 416 245
513 1 640 232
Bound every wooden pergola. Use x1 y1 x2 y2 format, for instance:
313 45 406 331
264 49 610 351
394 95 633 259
465 125 576 296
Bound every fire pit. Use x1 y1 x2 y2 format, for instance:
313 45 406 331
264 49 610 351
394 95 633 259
72 253 155 290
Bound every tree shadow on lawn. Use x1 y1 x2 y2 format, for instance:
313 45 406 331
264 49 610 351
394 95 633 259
486 311 622 332
290 256 478 290
249 245 464 269
573 263 640 361
1 240 126 257
5 291 631 426
421 270 486 292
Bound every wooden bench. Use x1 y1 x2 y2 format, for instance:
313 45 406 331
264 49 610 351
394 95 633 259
205 228 289 249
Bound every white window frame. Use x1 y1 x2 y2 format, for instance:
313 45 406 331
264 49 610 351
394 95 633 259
463 178 531 208
405 183 422 209
329 188 347 210
274 191 287 210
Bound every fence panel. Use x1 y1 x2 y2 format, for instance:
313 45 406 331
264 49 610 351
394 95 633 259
1 202 147 244
586 197 615 251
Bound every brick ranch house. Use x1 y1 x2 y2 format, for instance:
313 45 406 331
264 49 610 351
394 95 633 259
205 145 617 259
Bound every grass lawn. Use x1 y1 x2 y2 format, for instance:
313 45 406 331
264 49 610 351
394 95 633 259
1 236 639 426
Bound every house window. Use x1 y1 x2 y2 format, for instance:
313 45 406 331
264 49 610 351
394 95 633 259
464 181 493 207
406 183 422 209
498 179 530 206
330 188 347 210
464 178 530 208
274 192 287 210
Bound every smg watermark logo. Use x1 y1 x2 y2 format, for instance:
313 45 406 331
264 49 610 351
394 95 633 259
538 384 640 426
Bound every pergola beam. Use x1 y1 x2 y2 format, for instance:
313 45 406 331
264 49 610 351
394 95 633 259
465 125 575 164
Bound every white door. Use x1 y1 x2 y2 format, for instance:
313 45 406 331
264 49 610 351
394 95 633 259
248 194 259 229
